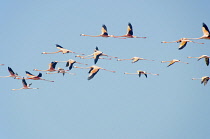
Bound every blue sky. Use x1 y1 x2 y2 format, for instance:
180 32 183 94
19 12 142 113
1 0 210 139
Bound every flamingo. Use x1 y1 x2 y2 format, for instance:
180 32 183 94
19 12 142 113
0 67 21 79
25 71 54 82
186 23 210 40
12 78 39 91
0 64 4 66
56 59 88 70
117 57 154 63
80 24 115 38
113 23 146 39
187 55 210 66
161 59 189 67
77 55 112 62
124 70 159 78
74 65 115 80
42 44 85 55
82 46 118 64
34 61 58 72
161 38 204 50
75 55 85 59
192 76 210 86
46 68 76 76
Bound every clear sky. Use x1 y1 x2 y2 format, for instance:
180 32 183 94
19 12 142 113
1 0 210 139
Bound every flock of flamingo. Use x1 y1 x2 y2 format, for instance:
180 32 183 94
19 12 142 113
1 22 210 90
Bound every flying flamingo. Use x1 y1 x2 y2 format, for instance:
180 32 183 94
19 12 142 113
75 55 85 59
25 71 54 82
113 23 146 39
186 23 210 40
74 65 115 80
124 70 159 78
161 38 204 50
46 68 76 76
12 78 39 91
34 61 58 72
192 76 210 86
56 59 88 70
42 44 85 55
0 67 21 79
80 24 116 38
77 55 112 62
187 55 210 66
117 56 154 63
161 59 189 67
82 46 118 64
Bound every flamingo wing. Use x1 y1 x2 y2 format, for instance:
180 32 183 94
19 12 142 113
52 62 57 69
198 56 204 61
167 61 175 67
66 61 70 67
22 78 28 87
8 67 15 75
127 23 133 35
68 63 74 70
205 58 209 66
201 77 209 86
25 71 35 76
144 74 148 78
138 72 141 78
101 25 108 35
202 23 210 37
178 41 187 50
56 44 64 49
88 67 94 73
88 68 99 80
37 72 42 77
95 46 99 51
132 58 139 63
95 55 101 64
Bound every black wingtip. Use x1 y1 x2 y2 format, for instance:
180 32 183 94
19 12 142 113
95 46 99 50
102 24 106 28
144 74 148 78
128 22 132 27
25 71 30 74
56 44 63 48
38 72 42 77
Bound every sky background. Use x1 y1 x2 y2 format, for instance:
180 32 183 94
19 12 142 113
1 0 210 139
